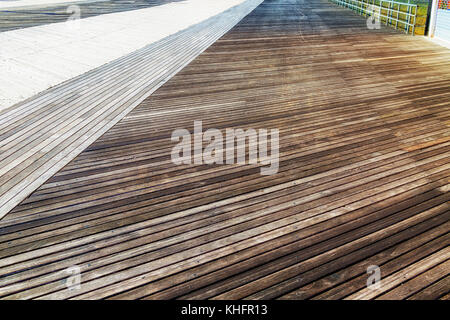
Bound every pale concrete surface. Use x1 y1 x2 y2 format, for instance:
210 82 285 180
0 0 102 9
428 36 450 50
0 0 247 112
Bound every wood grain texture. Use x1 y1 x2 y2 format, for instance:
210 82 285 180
0 0 449 300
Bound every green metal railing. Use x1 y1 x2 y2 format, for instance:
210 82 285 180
330 0 418 34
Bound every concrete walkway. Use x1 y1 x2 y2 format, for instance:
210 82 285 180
0 0 249 111
0 0 102 9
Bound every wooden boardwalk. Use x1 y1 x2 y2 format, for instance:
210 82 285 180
0 0 262 219
0 0 449 299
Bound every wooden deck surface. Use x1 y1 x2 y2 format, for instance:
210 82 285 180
0 0 262 219
0 0 449 299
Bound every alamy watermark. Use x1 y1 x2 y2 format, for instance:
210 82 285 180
171 121 279 175
366 265 381 290
65 265 81 291
66 5 81 31
366 5 381 30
